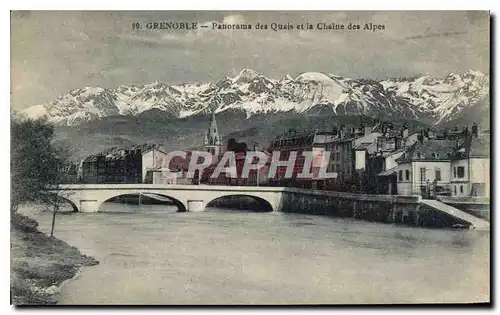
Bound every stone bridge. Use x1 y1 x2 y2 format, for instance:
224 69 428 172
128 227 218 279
51 184 488 229
52 184 287 213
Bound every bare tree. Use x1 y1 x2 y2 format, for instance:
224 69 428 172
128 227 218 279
43 189 75 238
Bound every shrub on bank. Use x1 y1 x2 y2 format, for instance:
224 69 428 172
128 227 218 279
11 213 39 233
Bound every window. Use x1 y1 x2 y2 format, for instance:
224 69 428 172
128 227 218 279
435 169 441 181
416 153 421 158
405 170 410 181
399 170 403 182
454 185 457 195
420 167 426 182
421 153 426 159
434 153 440 159
336 152 340 161
460 185 464 194
453 167 457 178
457 166 465 178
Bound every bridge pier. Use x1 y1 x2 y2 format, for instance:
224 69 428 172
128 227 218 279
187 200 205 212
352 200 359 218
79 200 100 213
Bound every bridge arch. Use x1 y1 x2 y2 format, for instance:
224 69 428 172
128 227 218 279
97 192 187 213
205 194 275 212
52 195 79 212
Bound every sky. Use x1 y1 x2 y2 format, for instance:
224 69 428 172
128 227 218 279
11 10 489 110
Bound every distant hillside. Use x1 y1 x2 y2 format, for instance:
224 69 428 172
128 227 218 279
53 111 431 160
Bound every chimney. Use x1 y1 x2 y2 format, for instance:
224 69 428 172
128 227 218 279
418 130 424 144
332 126 338 136
463 125 469 138
424 128 430 140
364 126 372 136
339 124 345 139
472 122 479 138
402 123 409 138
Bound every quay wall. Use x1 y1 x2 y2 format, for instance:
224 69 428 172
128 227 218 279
277 188 469 228
437 196 490 221
278 188 421 225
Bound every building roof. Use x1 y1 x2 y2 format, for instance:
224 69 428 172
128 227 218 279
336 137 356 143
397 139 457 163
382 129 400 138
353 142 373 150
469 137 490 158
407 131 419 137
315 131 336 135
271 130 318 148
381 147 409 158
371 121 395 133
377 166 398 176
83 155 104 163
141 146 169 156
276 129 317 139
453 136 490 159
371 121 416 137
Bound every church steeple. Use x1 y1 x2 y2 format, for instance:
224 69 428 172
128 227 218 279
204 112 222 156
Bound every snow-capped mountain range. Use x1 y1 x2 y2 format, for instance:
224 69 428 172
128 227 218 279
22 69 489 126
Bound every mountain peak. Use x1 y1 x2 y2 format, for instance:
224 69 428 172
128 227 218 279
295 72 334 83
465 70 486 77
232 68 261 83
22 69 489 126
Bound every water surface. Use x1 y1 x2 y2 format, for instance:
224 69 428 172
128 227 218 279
21 202 490 304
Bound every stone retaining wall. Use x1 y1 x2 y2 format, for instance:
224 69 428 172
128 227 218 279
278 189 474 228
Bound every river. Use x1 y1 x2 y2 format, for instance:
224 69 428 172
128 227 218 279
20 202 490 304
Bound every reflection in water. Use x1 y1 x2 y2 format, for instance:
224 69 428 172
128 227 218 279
21 202 490 304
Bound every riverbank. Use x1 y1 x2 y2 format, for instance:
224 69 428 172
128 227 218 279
10 212 98 305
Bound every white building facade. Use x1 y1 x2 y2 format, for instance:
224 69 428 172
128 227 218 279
450 136 490 197
396 136 490 198
141 147 169 183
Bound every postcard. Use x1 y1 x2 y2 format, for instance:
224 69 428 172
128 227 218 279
10 10 490 305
